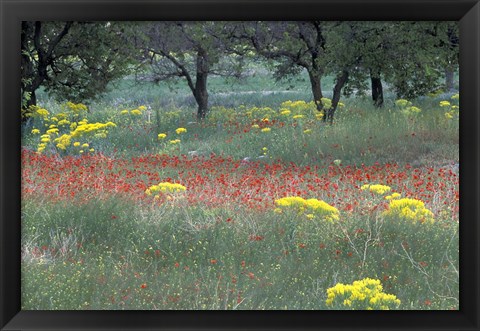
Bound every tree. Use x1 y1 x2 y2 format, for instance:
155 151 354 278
139 22 242 120
21 21 132 118
235 21 357 123
339 22 459 106
235 21 327 112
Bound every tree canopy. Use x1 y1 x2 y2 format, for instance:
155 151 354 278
21 21 133 116
21 20 459 122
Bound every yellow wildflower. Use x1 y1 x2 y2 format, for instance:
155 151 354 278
383 198 435 224
361 184 391 195
326 278 400 310
36 108 49 117
146 182 187 195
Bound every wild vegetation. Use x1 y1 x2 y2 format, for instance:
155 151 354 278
21 21 459 310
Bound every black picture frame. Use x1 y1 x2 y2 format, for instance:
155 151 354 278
1 0 479 330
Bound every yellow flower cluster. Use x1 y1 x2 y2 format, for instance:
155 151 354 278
30 102 117 154
175 127 187 134
207 106 238 124
395 99 421 116
53 134 72 150
145 182 187 196
395 99 411 108
70 121 116 139
66 102 88 113
442 94 459 120
36 108 50 117
275 196 340 222
385 192 401 200
280 100 317 115
157 133 167 140
261 127 271 133
361 184 391 195
326 278 401 310
382 198 435 224
119 105 147 116
245 106 276 119
169 139 181 144
320 97 332 109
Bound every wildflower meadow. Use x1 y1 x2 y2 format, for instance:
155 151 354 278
20 21 459 310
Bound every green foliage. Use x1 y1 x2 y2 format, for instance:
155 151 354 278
21 21 134 112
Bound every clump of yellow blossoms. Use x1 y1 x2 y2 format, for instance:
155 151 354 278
65 102 88 113
175 127 187 134
326 278 401 310
261 128 271 133
275 196 340 222
145 182 186 196
244 106 276 120
29 102 118 154
281 100 316 115
361 184 391 195
385 192 401 200
395 99 411 108
442 94 459 120
158 133 167 140
395 99 422 116
382 198 435 224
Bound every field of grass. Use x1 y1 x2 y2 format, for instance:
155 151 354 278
21 75 459 310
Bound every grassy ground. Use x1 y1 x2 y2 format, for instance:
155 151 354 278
21 74 459 310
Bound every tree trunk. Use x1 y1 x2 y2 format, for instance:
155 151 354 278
370 71 384 108
445 66 455 91
325 70 349 124
21 22 36 118
308 70 324 112
194 78 209 120
194 50 209 120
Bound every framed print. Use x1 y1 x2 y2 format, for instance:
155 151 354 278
1 0 479 330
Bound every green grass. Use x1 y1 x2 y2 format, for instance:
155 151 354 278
22 196 458 310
